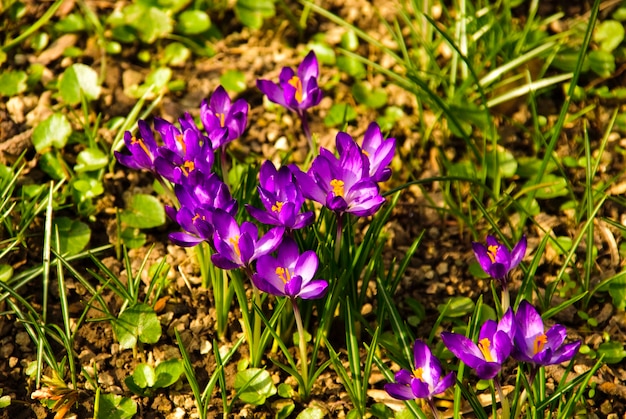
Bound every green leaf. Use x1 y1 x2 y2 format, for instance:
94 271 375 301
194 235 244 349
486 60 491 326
352 81 388 109
234 368 276 405
52 217 91 256
0 394 10 408
306 39 336 65
153 359 184 388
32 113 72 152
235 0 275 29
97 394 137 419
275 400 295 419
607 272 626 310
176 10 211 35
597 342 626 364
120 194 166 229
71 175 104 202
74 148 108 172
437 296 475 318
124 4 172 43
114 303 162 350
337 55 366 79
132 363 156 388
323 103 357 127
38 151 67 180
162 42 191 67
532 174 569 199
0 70 27 96
120 227 147 249
340 30 359 51
296 407 325 419
220 70 247 93
484 148 518 179
53 13 85 33
588 50 615 78
0 264 14 282
594 20 624 52
59 63 101 105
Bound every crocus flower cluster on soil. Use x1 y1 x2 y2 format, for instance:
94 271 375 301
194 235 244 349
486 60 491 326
115 51 582 416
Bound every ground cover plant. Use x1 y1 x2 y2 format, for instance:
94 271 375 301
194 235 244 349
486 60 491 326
1 0 626 418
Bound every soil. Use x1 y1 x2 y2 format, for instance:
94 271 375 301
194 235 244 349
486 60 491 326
1 0 626 418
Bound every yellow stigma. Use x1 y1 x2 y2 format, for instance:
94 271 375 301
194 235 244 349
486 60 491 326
229 235 241 257
182 160 195 176
487 244 499 263
362 149 370 157
330 179 345 197
175 133 187 154
413 368 424 381
131 136 153 160
192 213 205 222
478 338 494 362
216 112 226 127
288 75 303 103
275 266 292 284
272 201 284 213
533 334 548 355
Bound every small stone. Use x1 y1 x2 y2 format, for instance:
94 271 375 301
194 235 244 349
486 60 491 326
199 340 212 355
15 331 30 347
436 262 448 275
0 343 14 358
9 357 18 368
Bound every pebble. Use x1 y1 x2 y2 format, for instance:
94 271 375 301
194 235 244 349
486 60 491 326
0 343 14 358
15 331 30 348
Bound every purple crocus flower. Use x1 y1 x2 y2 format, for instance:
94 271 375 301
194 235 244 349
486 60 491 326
291 132 384 217
337 122 395 182
512 301 581 366
165 172 238 247
152 114 214 184
200 85 249 150
441 308 515 380
385 339 455 402
252 238 327 300
245 161 314 230
211 209 284 270
256 50 322 116
114 119 159 172
472 235 527 281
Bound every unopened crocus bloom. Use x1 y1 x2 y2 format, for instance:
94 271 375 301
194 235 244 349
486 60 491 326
291 132 384 217
473 235 527 281
385 339 455 404
338 122 395 182
512 300 581 366
210 209 284 270
252 238 327 300
200 85 249 150
246 161 314 230
114 119 159 172
165 172 237 247
257 50 322 116
441 308 515 380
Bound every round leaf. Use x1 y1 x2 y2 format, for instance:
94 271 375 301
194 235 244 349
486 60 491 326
97 394 137 419
52 217 91 255
59 63 101 105
132 363 156 388
0 70 27 97
176 10 211 35
120 194 166 229
32 113 72 152
74 148 108 172
594 20 624 52
114 303 162 350
220 70 247 93
234 368 276 405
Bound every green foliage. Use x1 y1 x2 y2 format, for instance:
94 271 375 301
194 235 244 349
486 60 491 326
52 217 91 256
234 368 276 405
120 194 166 229
125 359 184 396
323 103 357 127
58 63 101 105
113 303 162 350
220 70 247 93
97 393 137 419
235 0 275 30
0 70 27 96
32 113 72 152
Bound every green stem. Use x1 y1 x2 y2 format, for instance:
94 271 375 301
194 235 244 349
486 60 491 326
501 281 510 313
334 213 343 262
495 377 510 419
292 298 309 396
427 397 441 419
252 285 262 367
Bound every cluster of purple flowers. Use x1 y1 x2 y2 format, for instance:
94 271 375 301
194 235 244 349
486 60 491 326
386 235 580 414
115 51 396 302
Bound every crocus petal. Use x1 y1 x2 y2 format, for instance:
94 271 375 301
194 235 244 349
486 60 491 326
544 324 568 350
284 275 303 298
257 79 288 107
410 378 431 399
509 235 527 269
168 232 205 247
254 227 285 259
516 300 545 339
545 341 581 365
384 383 415 401
475 362 502 380
441 333 484 368
252 272 285 297
294 250 319 282
211 253 241 270
432 372 456 396
297 280 328 299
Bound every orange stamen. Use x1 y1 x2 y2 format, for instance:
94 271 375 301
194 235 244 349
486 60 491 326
217 112 226 127
330 179 345 197
288 76 303 103
131 136 153 160
272 201 284 213
229 235 241 258
533 334 548 355
175 133 186 154
478 338 494 362
275 267 292 284
413 367 424 381
487 244 499 263
182 160 195 176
